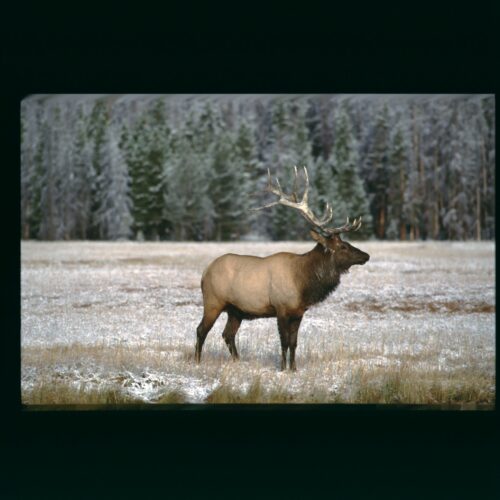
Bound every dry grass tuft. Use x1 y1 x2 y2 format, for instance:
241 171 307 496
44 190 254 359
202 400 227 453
205 379 290 403
348 365 495 405
22 380 145 405
204 378 339 404
203 366 495 405
23 379 191 405
152 390 188 404
346 300 495 314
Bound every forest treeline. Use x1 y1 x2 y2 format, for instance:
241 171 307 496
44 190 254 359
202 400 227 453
21 94 495 241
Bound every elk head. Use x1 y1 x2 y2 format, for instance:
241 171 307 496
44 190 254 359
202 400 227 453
252 166 370 271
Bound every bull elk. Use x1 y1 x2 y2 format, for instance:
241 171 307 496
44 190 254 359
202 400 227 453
195 166 369 370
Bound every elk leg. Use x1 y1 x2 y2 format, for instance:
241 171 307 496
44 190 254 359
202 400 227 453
195 309 221 363
288 316 303 371
277 316 290 371
222 312 242 360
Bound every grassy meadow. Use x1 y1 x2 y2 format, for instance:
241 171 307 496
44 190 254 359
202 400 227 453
21 240 495 407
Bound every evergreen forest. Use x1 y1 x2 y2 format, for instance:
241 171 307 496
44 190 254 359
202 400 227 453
21 94 495 241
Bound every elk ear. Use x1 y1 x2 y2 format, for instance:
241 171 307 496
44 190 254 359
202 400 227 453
309 229 329 248
331 233 342 247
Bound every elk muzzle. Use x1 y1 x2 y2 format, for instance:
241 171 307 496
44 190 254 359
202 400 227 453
356 250 370 265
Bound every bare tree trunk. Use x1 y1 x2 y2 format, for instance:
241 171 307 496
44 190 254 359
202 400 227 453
481 141 487 194
399 161 406 241
47 184 55 240
433 203 439 240
433 145 440 239
400 223 406 240
476 186 481 241
480 140 487 239
418 139 425 238
412 105 420 241
377 207 385 239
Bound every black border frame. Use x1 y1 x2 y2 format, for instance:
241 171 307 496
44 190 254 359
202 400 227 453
4 2 498 497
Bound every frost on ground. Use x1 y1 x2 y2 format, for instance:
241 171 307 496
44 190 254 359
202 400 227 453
21 241 495 405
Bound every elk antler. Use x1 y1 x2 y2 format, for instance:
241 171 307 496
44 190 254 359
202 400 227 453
251 166 333 231
252 166 362 236
323 216 363 235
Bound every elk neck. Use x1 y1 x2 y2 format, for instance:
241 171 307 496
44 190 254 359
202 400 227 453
298 243 343 307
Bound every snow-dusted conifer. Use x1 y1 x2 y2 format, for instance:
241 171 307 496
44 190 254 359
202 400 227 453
266 99 315 240
386 120 410 240
329 106 372 240
125 99 169 240
97 118 132 240
364 103 389 239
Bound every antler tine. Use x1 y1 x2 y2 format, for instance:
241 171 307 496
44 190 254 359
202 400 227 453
264 168 280 196
250 169 279 212
275 176 283 196
267 168 272 187
319 202 333 225
325 215 363 234
301 166 309 205
291 166 299 202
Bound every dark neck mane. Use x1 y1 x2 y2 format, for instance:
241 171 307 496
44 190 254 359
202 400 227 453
299 244 344 307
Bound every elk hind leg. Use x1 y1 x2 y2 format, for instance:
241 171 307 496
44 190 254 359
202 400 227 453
288 316 303 371
195 308 221 363
222 311 242 360
277 316 290 371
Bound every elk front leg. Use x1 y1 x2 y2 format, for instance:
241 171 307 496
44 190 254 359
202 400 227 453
288 316 303 371
277 316 290 371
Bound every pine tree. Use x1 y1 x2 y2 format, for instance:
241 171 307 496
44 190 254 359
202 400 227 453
70 104 94 239
124 100 170 240
234 119 260 236
386 121 410 240
312 155 336 221
124 117 148 239
20 99 42 239
365 103 389 239
162 130 188 240
265 99 315 240
87 100 109 239
163 118 213 241
209 130 240 240
441 101 471 240
56 103 77 239
419 100 445 240
479 95 495 239
329 106 372 240
38 105 64 240
305 96 333 161
97 120 132 239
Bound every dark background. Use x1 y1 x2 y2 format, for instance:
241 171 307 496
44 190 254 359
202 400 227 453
3 1 497 498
